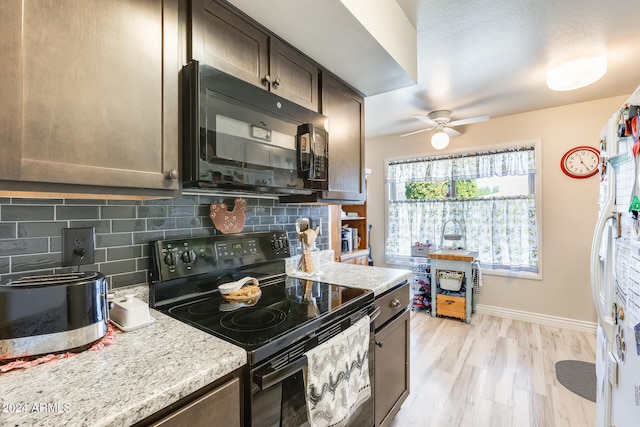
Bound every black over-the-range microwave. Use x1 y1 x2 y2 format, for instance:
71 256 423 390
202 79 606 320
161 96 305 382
181 60 328 196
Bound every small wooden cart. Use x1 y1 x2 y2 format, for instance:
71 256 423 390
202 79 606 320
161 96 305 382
428 250 478 323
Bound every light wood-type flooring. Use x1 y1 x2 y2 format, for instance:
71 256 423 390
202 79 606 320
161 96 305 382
389 310 596 427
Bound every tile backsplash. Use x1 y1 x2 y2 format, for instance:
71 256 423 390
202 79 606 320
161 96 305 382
0 195 329 288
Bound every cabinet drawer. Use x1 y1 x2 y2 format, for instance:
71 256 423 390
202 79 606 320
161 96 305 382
151 377 240 427
436 294 465 319
375 282 409 328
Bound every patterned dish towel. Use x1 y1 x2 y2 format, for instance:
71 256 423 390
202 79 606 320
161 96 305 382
304 315 371 427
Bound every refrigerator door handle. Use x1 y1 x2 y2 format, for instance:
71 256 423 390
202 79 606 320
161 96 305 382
590 200 616 343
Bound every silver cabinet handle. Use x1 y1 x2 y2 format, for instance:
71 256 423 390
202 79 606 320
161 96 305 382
273 77 281 88
390 298 401 308
262 74 271 86
166 169 179 180
375 340 383 348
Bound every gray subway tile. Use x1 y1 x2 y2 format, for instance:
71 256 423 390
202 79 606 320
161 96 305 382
137 206 168 218
18 222 65 238
0 223 16 239
169 206 196 217
176 217 202 229
12 198 64 205
108 271 147 289
101 205 137 219
69 220 111 234
12 253 60 272
99 259 137 275
0 238 49 256
0 199 329 282
107 246 142 261
96 233 133 248
2 205 54 221
147 218 177 231
112 219 146 233
260 216 275 225
56 205 99 220
132 231 166 245
0 257 9 274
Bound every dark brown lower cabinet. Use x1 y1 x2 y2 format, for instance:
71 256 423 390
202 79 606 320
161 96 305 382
375 287 410 427
134 372 242 427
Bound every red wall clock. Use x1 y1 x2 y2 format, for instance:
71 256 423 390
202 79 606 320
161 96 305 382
560 146 600 179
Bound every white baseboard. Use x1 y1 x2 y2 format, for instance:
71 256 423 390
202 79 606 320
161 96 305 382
475 304 597 334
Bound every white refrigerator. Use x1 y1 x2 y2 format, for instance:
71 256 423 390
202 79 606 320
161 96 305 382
591 85 640 427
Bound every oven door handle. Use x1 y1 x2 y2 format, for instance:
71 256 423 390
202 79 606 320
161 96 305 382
253 355 308 390
369 306 381 323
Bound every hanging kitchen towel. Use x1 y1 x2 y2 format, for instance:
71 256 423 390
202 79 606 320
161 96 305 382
304 315 371 427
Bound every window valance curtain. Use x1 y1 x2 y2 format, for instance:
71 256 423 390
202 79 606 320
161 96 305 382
386 146 535 183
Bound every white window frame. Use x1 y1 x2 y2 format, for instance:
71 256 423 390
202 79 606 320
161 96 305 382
384 139 543 281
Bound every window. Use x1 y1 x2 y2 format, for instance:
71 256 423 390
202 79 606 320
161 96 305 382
385 145 539 274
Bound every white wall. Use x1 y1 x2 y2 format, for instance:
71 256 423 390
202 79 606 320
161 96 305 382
365 95 627 323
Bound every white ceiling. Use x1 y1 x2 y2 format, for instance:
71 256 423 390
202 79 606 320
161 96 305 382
366 0 640 138
226 0 640 140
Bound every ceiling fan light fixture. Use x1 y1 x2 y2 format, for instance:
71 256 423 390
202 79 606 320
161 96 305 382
546 56 607 91
431 130 449 150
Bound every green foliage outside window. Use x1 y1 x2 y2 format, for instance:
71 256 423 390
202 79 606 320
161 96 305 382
405 180 479 200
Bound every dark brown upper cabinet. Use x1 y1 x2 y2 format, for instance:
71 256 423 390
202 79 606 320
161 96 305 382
278 72 366 204
191 0 319 112
0 0 181 197
321 73 366 203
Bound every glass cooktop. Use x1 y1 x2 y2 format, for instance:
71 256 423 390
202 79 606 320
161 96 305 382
163 276 372 359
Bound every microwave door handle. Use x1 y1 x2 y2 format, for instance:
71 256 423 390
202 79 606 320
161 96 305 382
253 355 308 390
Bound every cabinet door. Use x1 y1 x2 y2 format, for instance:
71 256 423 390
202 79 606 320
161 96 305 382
152 377 241 427
269 39 319 111
375 309 410 427
320 74 365 202
1 0 179 192
194 0 270 90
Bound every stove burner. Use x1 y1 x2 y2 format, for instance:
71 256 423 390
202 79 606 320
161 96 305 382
186 299 219 316
220 307 287 332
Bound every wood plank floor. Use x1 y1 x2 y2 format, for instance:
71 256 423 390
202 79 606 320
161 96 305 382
389 310 596 427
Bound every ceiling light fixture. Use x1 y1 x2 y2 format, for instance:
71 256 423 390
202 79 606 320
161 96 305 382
546 56 607 91
431 129 449 150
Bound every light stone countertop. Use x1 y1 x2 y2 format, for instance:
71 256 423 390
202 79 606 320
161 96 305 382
287 255 412 296
0 310 246 427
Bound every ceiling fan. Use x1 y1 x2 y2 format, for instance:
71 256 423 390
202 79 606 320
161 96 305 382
400 110 490 149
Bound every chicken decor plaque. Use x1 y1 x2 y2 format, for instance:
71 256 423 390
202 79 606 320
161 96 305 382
209 198 247 234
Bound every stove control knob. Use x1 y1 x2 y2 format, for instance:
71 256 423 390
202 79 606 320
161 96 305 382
164 252 179 266
181 250 197 264
272 239 282 250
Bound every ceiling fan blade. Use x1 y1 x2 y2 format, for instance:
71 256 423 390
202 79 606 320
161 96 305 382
413 114 437 126
400 127 433 137
443 127 461 137
448 114 490 127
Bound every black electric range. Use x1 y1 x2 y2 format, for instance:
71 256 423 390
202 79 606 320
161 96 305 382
148 230 374 366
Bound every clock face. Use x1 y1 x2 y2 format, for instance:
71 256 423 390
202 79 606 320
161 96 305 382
560 146 600 178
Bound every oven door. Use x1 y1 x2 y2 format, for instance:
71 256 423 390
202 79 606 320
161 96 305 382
248 308 379 427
